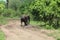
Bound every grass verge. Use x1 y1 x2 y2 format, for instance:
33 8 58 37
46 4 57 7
0 16 7 25
0 30 5 40
47 29 60 40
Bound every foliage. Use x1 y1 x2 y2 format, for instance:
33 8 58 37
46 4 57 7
2 9 22 18
0 4 5 16
3 9 16 17
0 0 60 29
29 0 60 29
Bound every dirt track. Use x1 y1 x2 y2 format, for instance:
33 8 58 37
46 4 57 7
0 20 55 40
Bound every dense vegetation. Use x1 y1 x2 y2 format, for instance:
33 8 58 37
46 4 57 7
0 0 60 29
0 0 60 40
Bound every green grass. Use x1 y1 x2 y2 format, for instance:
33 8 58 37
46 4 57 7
30 21 54 29
0 16 7 25
0 17 6 40
47 29 60 40
0 30 5 40
30 21 45 26
30 21 40 25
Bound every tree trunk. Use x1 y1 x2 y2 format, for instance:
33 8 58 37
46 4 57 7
6 0 9 8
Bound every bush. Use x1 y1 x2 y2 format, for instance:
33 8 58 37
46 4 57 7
2 9 22 18
3 9 16 17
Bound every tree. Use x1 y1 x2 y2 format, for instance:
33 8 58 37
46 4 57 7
29 0 60 28
0 4 5 15
6 0 9 8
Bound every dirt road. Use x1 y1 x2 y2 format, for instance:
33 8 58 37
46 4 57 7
0 20 55 40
